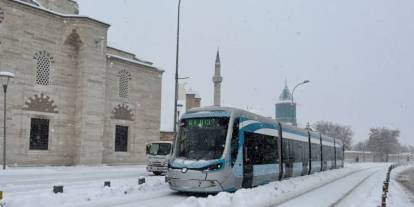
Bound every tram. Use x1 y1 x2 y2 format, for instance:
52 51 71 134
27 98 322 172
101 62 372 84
167 107 344 192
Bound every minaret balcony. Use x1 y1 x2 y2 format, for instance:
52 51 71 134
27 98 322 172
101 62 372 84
213 76 223 83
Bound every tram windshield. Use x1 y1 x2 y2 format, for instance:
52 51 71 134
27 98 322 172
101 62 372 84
177 117 230 160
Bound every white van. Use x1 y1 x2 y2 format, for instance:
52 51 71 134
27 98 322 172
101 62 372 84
146 141 173 175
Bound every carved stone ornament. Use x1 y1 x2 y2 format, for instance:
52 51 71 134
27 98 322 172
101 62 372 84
111 103 134 121
23 93 58 113
64 29 83 48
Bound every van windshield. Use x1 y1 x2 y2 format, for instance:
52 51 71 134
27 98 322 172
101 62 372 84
147 143 172 156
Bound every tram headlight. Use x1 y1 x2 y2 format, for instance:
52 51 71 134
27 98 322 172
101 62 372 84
204 163 223 172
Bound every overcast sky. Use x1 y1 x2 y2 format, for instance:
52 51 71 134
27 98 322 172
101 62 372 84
78 0 414 145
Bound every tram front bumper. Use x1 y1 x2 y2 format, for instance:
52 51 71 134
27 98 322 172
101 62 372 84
168 178 224 193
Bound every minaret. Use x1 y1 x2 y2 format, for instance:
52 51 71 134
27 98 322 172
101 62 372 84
212 49 223 106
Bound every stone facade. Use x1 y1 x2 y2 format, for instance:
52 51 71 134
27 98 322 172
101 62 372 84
160 131 175 142
0 0 163 166
185 93 201 111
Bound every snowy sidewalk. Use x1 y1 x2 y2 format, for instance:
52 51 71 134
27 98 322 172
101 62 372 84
0 165 174 207
387 165 414 207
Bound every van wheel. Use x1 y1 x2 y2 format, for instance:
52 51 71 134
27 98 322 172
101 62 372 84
153 171 162 176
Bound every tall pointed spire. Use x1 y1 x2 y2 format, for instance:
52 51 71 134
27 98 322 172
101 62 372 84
215 49 220 65
279 79 292 101
213 48 223 106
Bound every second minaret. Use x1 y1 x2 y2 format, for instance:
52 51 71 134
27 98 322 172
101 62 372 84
212 49 223 106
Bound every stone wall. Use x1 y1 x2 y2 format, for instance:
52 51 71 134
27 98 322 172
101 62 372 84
186 93 201 111
160 131 175 141
103 56 162 164
0 0 163 166
0 0 104 165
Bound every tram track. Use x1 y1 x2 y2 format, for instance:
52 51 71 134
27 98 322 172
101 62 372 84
273 166 384 207
328 168 383 207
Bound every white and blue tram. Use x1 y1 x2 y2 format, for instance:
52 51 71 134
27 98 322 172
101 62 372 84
167 107 344 193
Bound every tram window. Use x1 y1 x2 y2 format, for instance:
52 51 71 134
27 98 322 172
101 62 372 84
292 140 306 163
322 146 330 161
291 141 299 162
336 146 343 160
230 118 240 167
263 135 278 164
282 139 290 163
323 146 335 161
311 143 321 161
244 131 278 165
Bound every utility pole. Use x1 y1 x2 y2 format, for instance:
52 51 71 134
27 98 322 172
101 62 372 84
173 0 182 133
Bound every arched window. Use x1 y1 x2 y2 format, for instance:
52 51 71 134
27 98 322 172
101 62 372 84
33 50 54 85
118 69 131 98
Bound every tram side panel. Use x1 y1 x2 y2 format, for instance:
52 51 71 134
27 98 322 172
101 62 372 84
281 131 310 178
335 144 344 168
242 131 279 187
310 142 322 174
235 118 282 188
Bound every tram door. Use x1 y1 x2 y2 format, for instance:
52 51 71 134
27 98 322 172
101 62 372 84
242 134 254 188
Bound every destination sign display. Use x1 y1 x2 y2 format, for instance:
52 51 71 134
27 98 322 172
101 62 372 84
187 118 219 129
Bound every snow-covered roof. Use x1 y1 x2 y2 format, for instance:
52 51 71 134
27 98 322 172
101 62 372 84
0 71 16 78
12 0 110 27
345 150 374 154
107 54 164 73
20 0 39 6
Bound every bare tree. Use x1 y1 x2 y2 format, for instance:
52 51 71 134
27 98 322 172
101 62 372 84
366 127 400 162
353 141 368 151
314 121 354 150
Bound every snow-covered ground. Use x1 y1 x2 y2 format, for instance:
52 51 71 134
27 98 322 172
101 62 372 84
0 163 413 207
0 165 185 207
388 165 414 207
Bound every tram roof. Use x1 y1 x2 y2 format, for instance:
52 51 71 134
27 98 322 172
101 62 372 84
186 106 342 146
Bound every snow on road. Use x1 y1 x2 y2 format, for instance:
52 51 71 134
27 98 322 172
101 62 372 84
277 165 384 207
1 163 413 207
175 163 388 207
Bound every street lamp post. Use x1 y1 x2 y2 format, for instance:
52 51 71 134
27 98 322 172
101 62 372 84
291 80 310 105
173 0 182 133
0 71 15 170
